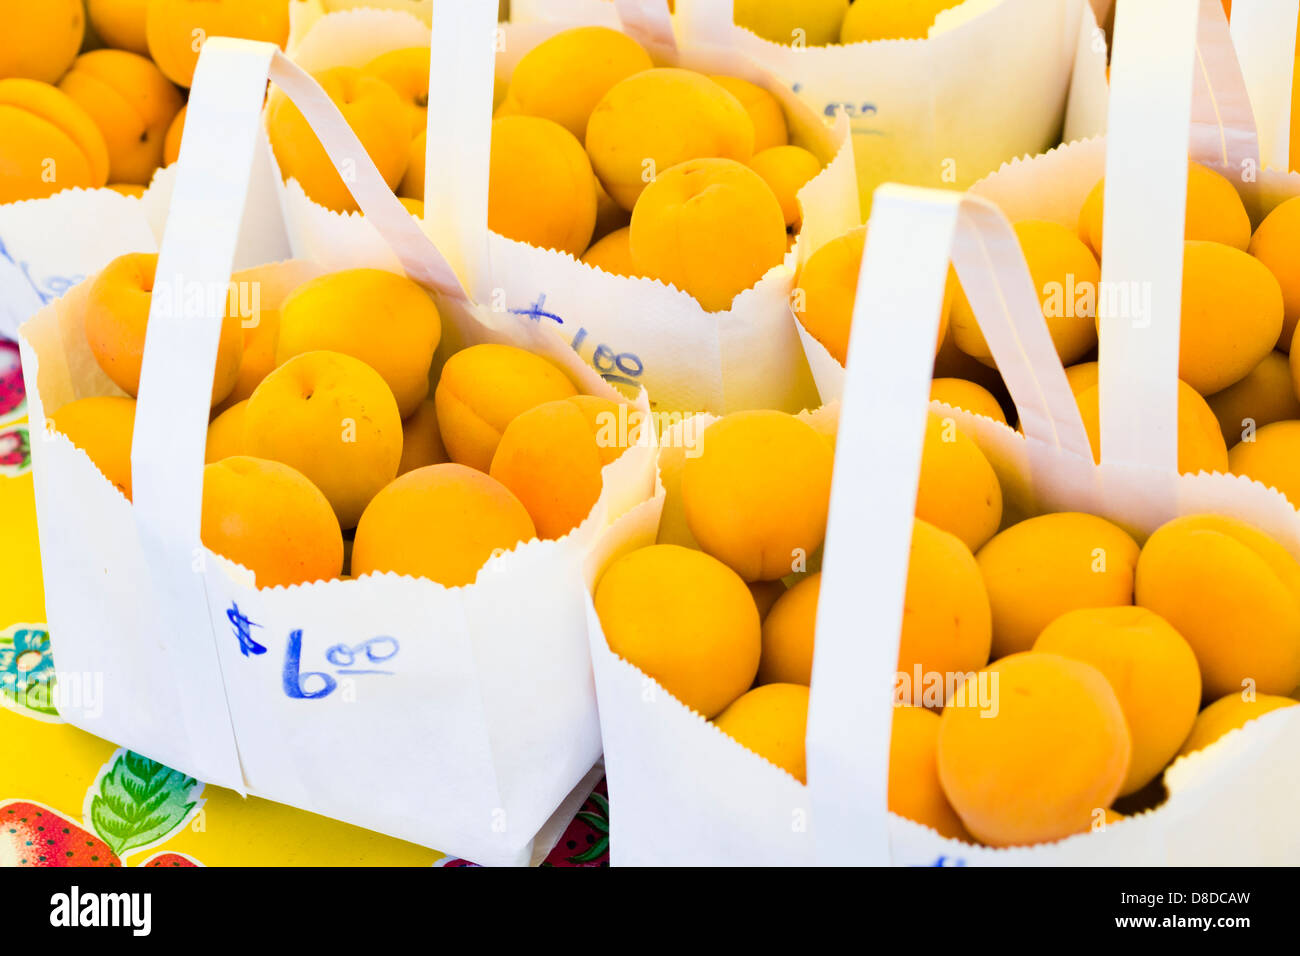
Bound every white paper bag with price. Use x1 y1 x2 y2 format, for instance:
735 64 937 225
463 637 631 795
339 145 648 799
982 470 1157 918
585 0 1300 865
19 37 662 867
515 0 1112 220
274 0 860 416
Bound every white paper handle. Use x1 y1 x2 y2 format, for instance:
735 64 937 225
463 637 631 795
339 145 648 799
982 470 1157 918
1230 0 1299 172
806 185 1094 865
613 0 678 55
674 0 735 46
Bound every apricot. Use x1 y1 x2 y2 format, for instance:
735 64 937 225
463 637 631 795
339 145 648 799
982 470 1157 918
1034 606 1201 795
929 378 1007 425
87 0 150 55
1075 380 1228 475
0 79 110 201
363 47 429 136
84 252 243 405
1136 514 1300 699
749 145 820 230
433 344 577 472
733 0 848 46
595 544 761 718
108 183 145 197
58 50 184 185
840 0 960 42
145 0 289 88
49 396 136 499
1208 351 1300 445
714 683 810 782
1250 197 1300 349
201 456 342 588
397 399 448 476
499 27 652 141
276 269 440 420
586 68 754 210
0 0 84 84
898 519 992 704
1064 360 1098 396
758 571 819 686
629 157 786 312
796 227 950 366
1179 241 1282 395
950 220 1099 368
352 463 535 588
397 129 425 202
581 227 637 278
1178 691 1299 756
162 103 184 165
889 706 969 841
592 178 629 241
489 396 629 540
266 67 409 213
710 75 788 152
977 512 1139 660
937 652 1131 847
917 412 1003 552
1228 420 1300 506
205 400 246 463
244 350 403 529
221 307 279 409
1078 161 1251 256
682 410 834 582
489 115 596 256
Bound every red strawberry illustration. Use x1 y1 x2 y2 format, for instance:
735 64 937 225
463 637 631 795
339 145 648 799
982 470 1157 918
140 851 202 867
0 340 25 423
541 778 609 867
0 800 121 866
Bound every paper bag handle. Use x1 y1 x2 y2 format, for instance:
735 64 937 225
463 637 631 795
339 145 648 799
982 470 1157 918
1229 0 1299 172
806 185 1094 865
675 0 736 46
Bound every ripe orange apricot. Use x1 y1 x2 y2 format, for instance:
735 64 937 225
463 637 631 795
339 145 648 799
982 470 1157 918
219 307 279 410
205 399 246 463
681 410 834 582
1207 351 1300 445
162 104 184 165
244 351 403 529
917 412 1003 552
758 571 819 685
433 344 577 472
276 269 441 420
84 252 244 405
1228 419 1300 507
586 68 754 210
200 456 343 588
352 463 535 588
1136 514 1300 699
145 0 289 88
498 27 653 142
749 145 821 229
1074 379 1228 475
977 512 1139 660
596 544 761 717
397 399 448 475
87 0 150 55
489 395 629 540
397 129 425 202
1249 196 1300 349
363 47 430 136
710 75 788 152
1177 691 1299 757
0 0 85 84
489 115 597 257
266 67 409 213
889 706 969 841
938 652 1131 847
49 396 136 499
0 79 110 201
713 683 810 783
58 49 184 185
735 0 848 46
929 378 1007 424
1078 161 1251 256
581 227 637 278
1034 606 1201 795
630 157 787 313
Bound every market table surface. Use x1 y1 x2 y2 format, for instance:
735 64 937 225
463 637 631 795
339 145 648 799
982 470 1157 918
0 341 608 868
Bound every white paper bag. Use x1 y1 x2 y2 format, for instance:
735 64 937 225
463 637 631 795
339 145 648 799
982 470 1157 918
20 38 660 866
586 0 1300 866
274 0 859 416
517 0 1112 219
